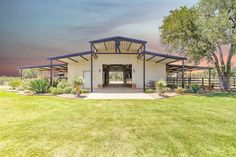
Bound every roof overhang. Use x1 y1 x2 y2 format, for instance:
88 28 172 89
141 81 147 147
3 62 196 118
138 51 187 64
18 64 67 72
167 64 213 73
47 51 94 64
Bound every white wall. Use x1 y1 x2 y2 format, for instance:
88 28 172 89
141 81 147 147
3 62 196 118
67 54 166 89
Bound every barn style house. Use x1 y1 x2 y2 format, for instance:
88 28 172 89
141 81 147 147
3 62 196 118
19 36 211 92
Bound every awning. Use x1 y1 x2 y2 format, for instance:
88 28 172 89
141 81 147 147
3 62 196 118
19 64 67 72
47 51 93 64
138 51 187 64
167 64 212 73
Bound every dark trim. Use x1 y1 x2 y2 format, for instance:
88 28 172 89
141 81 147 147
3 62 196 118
68 57 78 63
156 58 167 64
146 56 155 61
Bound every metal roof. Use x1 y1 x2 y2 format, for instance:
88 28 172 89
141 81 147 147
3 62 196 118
48 51 92 60
19 64 67 69
167 64 212 73
145 51 187 60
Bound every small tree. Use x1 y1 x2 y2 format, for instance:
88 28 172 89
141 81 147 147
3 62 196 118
73 76 84 97
156 80 167 96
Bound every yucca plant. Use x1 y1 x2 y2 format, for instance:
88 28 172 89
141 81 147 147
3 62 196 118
29 79 49 94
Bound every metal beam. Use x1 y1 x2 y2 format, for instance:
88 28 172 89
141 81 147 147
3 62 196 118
90 47 93 92
92 44 98 52
137 44 143 52
143 45 146 91
156 58 167 64
104 42 107 51
182 60 185 88
50 60 53 85
127 42 132 51
57 59 68 64
137 53 144 59
80 55 88 61
20 69 23 80
146 56 155 61
68 57 78 63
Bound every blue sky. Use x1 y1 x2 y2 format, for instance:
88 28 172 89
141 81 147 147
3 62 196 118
0 0 197 76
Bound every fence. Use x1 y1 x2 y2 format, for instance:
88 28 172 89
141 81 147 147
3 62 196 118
166 77 236 89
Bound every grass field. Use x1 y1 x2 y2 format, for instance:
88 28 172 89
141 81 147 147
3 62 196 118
0 91 235 157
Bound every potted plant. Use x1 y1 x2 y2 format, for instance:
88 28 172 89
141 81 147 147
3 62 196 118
73 76 84 97
156 79 167 96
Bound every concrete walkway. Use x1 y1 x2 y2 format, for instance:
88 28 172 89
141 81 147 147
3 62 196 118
84 86 154 99
85 92 154 99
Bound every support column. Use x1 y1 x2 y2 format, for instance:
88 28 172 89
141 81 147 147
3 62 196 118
189 70 192 85
143 44 146 92
20 69 23 80
208 69 211 87
90 45 93 92
50 59 53 85
182 59 185 88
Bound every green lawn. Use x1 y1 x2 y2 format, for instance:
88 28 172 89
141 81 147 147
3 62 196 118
0 92 235 157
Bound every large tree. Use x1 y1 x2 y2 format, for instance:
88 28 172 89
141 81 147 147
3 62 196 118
159 0 236 90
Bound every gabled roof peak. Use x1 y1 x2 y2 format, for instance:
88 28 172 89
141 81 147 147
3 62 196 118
89 36 147 44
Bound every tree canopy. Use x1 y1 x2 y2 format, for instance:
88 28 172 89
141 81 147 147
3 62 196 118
159 0 236 90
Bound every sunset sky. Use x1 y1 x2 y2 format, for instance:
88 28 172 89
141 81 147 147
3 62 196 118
0 0 209 76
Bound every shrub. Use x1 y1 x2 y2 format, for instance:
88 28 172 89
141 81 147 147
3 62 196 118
175 87 185 94
145 88 155 93
63 87 73 94
8 79 21 89
70 88 76 95
186 84 202 93
29 79 49 94
49 87 63 95
57 79 71 89
80 88 89 94
156 79 167 96
168 84 178 90
19 80 31 91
